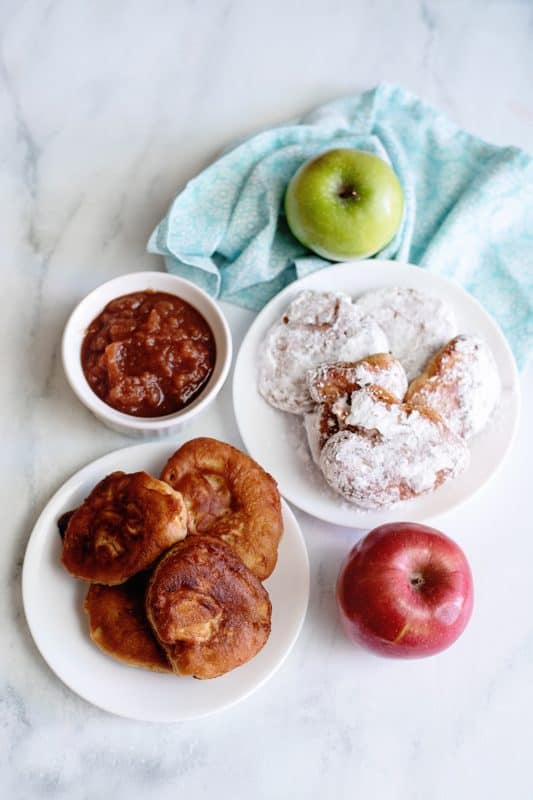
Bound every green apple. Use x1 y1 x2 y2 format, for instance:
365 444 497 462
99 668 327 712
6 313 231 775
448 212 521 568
284 148 404 260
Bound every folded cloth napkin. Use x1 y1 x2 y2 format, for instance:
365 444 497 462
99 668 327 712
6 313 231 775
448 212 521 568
148 82 532 367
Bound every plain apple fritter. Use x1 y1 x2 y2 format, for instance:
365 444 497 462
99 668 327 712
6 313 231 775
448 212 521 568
160 438 282 580
146 536 272 679
62 471 188 585
84 572 171 673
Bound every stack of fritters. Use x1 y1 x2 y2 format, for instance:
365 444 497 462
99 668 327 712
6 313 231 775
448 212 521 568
60 439 283 679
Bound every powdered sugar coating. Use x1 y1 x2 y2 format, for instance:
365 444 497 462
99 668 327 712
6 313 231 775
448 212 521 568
319 386 469 509
258 290 389 413
304 355 408 464
307 354 408 404
354 287 457 381
405 335 501 439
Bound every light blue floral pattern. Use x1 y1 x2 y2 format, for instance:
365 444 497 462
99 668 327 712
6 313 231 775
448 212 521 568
148 83 532 367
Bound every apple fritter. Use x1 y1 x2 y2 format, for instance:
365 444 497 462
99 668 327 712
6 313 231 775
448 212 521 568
319 385 469 508
62 471 188 584
405 335 500 440
161 438 282 580
257 290 389 414
84 572 171 673
146 536 271 679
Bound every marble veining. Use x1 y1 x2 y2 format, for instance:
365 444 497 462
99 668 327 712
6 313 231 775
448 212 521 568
1 1 532 798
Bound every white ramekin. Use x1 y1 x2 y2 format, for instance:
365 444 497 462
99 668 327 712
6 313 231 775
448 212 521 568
62 271 232 438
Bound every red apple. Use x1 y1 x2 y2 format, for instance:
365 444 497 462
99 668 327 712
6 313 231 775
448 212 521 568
336 522 473 658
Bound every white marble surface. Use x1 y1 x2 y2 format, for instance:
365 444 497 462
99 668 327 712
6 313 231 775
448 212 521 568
2 1 533 797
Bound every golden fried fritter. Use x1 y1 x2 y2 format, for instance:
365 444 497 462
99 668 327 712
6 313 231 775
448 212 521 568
84 572 171 672
146 536 271 679
62 471 188 584
161 438 282 580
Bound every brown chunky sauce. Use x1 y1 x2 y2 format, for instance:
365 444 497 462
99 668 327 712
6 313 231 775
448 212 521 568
81 291 216 417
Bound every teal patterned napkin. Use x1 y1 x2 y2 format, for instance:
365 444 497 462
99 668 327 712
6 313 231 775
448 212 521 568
148 83 532 367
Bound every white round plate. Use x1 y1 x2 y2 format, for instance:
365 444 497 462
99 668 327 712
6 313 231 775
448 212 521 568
23 442 309 722
233 260 521 529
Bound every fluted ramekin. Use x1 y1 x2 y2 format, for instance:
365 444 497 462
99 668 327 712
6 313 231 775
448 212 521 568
62 271 232 437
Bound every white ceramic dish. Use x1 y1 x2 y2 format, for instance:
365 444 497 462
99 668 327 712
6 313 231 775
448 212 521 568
62 271 232 438
233 260 521 529
23 441 309 722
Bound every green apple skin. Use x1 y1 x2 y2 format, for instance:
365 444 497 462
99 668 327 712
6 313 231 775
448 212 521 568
284 148 404 261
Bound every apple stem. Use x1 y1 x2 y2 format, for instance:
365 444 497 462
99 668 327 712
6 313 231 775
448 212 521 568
338 186 359 201
410 573 425 590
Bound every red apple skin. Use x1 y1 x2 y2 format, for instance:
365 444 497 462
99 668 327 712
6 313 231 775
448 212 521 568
336 523 474 658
